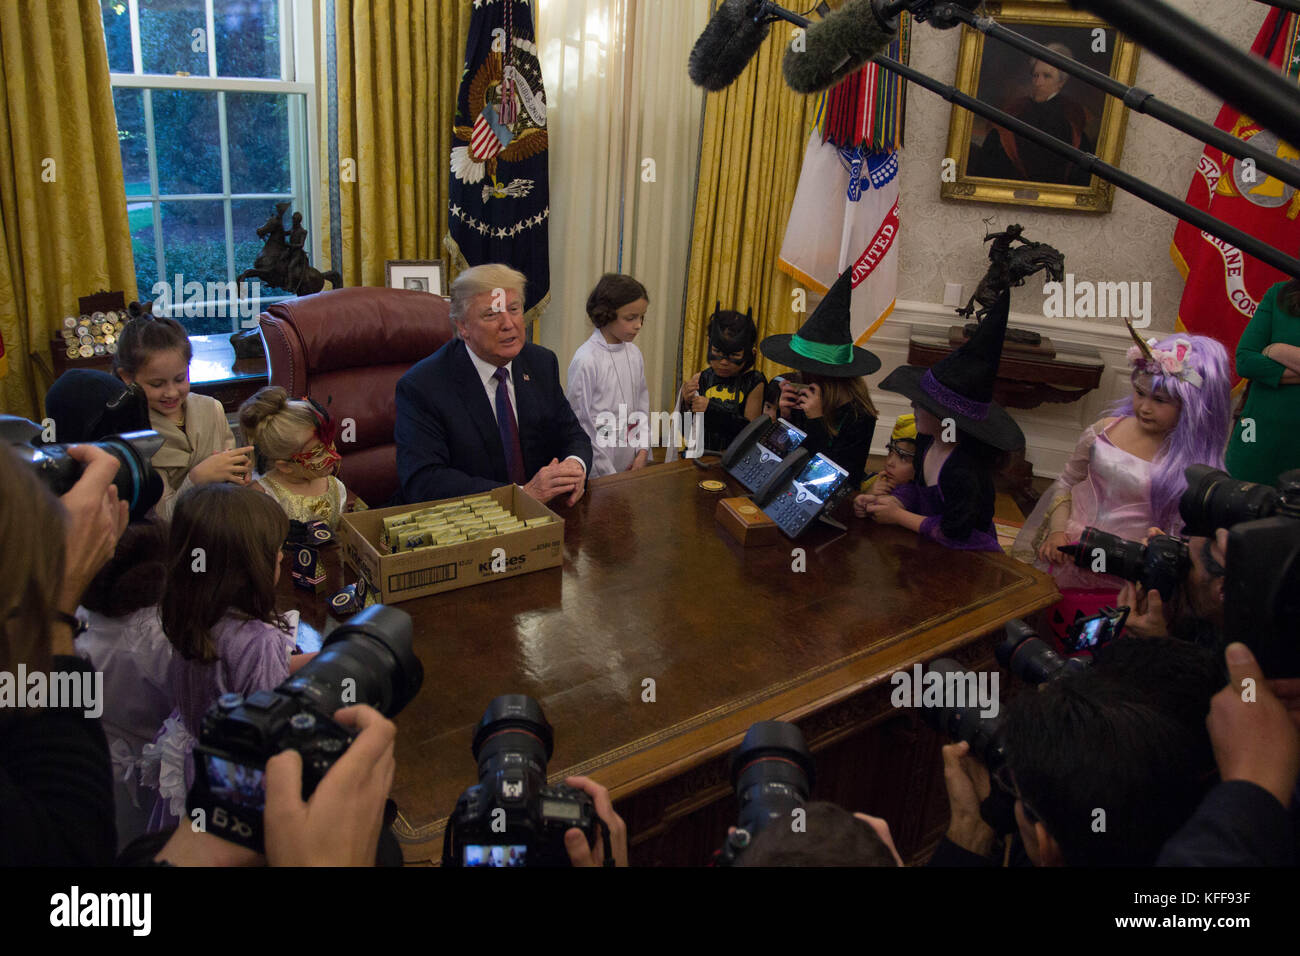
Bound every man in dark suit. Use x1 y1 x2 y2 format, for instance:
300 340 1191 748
395 264 592 505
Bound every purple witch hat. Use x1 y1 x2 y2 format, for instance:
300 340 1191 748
878 289 1024 451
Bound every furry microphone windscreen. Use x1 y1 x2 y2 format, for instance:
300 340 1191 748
688 0 772 91
783 0 898 95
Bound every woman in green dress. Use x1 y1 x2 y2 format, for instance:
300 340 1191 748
1225 279 1300 485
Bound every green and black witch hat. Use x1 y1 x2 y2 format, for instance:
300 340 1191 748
759 267 881 377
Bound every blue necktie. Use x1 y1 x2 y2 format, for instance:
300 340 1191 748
493 366 526 484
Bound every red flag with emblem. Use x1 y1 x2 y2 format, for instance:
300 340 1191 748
1170 9 1300 387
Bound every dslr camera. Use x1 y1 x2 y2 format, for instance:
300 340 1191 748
715 720 815 865
1180 466 1300 677
0 414 163 521
443 695 608 867
1058 527 1189 602
188 604 423 851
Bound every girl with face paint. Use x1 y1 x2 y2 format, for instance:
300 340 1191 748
238 386 352 529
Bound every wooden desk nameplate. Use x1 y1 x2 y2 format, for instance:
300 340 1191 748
715 496 780 548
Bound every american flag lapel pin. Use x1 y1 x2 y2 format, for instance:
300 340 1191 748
523 373 530 381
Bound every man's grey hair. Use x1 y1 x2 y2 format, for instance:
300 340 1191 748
448 263 527 324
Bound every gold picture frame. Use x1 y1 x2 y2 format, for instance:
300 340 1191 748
941 1 1141 212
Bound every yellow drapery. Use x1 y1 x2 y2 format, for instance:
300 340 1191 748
0 0 137 419
322 0 472 288
679 18 820 392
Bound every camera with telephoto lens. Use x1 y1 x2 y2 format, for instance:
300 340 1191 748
917 659 1007 774
1057 527 1190 602
715 720 815 865
998 619 1091 685
0 414 163 521
442 695 608 867
1180 466 1300 678
188 604 423 852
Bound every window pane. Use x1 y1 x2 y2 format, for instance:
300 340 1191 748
152 89 222 194
131 205 160 302
227 92 290 193
215 0 282 79
114 88 151 193
160 200 233 334
139 0 209 77
101 0 134 73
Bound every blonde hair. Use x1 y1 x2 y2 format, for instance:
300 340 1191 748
806 374 879 436
239 386 319 461
449 263 527 324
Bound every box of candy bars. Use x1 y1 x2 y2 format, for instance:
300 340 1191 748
335 485 564 603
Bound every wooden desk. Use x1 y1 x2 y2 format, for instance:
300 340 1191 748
284 460 1059 865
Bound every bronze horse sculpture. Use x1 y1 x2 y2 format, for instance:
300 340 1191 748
238 202 342 296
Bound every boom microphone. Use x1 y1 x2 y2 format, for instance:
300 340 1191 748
688 0 772 91
783 0 898 94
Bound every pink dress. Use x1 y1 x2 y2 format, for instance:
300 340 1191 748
1013 418 1155 640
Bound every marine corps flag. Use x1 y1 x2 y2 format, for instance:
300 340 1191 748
447 0 550 320
1171 9 1300 387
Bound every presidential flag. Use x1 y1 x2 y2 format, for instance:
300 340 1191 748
447 0 550 320
1170 9 1300 387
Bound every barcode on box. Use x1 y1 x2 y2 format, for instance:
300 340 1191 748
389 562 457 592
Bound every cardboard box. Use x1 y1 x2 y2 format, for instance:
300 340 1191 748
337 486 564 604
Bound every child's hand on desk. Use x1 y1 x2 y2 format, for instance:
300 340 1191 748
861 492 905 525
852 493 872 519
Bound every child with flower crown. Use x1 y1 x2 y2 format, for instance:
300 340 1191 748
1012 328 1233 644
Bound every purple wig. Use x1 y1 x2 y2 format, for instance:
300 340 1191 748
1108 333 1233 533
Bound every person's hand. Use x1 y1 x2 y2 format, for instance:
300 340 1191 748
1116 582 1167 638
863 492 905 526
852 812 905 866
629 449 649 471
778 381 801 416
562 775 627 867
853 493 872 519
1141 526 1164 545
941 741 995 856
682 374 702 408
190 445 255 486
1270 678 1300 733
263 705 396 866
57 445 130 615
797 382 824 419
874 474 897 496
1037 531 1070 565
523 458 583 505
1206 643 1300 808
689 393 709 414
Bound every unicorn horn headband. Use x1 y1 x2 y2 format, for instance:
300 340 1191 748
1124 319 1203 388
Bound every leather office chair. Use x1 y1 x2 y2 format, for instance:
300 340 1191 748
259 286 453 506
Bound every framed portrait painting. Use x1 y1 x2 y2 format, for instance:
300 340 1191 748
941 1 1141 212
385 259 444 295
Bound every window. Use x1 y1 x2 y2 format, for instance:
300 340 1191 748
102 0 318 334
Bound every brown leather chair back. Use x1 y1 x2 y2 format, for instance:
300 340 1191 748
259 287 453 506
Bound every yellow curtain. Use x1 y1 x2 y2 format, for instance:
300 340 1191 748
322 0 472 288
0 0 137 419
680 17 820 390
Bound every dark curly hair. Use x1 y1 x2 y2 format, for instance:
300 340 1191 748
586 274 649 328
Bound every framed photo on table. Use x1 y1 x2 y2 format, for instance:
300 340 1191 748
385 260 444 295
941 1 1141 212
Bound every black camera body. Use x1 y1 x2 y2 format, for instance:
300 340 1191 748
999 618 1091 684
186 604 422 852
0 414 163 521
716 720 814 865
443 695 603 867
1059 527 1189 602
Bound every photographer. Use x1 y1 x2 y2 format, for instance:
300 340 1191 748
1118 529 1227 646
732 802 904 867
0 443 128 865
1159 643 1299 866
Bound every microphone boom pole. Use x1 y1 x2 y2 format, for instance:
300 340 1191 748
942 3 1300 191
1066 0 1300 150
871 53 1300 280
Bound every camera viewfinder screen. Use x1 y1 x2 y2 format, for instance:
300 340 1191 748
205 755 266 811
759 419 805 457
464 845 527 867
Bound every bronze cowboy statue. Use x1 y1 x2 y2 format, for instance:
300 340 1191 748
239 202 342 296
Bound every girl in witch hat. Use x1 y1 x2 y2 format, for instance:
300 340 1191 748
759 268 882 486
859 288 1024 551
681 306 767 452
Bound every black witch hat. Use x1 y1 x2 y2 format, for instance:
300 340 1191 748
878 289 1024 451
759 267 881 378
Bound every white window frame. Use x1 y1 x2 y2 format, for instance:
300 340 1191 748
107 0 320 329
